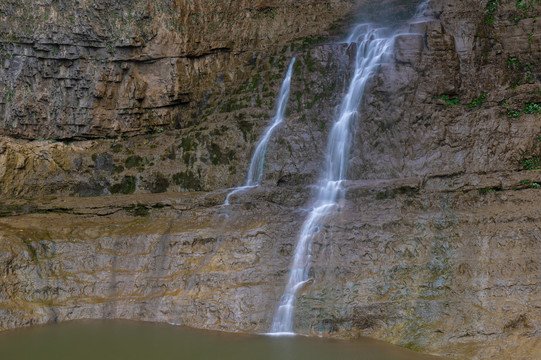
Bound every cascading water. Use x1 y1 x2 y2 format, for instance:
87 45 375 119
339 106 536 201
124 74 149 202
224 58 296 205
270 1 431 335
414 0 431 19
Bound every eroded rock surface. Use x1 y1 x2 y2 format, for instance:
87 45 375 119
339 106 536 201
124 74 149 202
0 0 541 359
1 177 540 359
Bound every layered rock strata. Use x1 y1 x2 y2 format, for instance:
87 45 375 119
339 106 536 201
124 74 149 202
0 0 540 359
1 173 540 359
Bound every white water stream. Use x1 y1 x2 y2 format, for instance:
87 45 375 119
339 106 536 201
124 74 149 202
224 58 296 205
270 0 431 335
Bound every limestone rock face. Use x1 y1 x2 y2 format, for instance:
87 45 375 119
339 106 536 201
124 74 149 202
1 181 540 360
0 0 365 141
1 0 541 360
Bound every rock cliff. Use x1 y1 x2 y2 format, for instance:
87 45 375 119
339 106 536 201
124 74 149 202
0 0 540 359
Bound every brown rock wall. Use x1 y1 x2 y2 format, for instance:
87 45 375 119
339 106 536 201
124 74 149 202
0 0 367 140
0 1 540 359
0 176 540 359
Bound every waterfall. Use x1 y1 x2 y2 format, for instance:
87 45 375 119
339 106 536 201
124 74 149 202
270 1 431 335
224 58 296 205
414 0 431 19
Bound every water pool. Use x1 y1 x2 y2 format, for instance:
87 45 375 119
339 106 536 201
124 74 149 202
0 320 444 360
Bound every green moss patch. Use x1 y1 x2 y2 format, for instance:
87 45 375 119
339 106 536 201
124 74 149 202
125 155 143 169
110 176 136 194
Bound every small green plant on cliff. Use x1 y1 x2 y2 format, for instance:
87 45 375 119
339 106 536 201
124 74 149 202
524 102 541 114
437 94 459 106
485 0 499 25
506 56 535 88
468 93 487 108
507 57 520 70
516 0 536 12
523 157 541 170
507 109 522 118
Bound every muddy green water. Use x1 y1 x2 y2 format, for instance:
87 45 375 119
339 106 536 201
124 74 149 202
0 320 443 360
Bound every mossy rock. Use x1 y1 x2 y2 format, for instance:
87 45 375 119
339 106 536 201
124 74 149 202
111 143 123 153
124 203 149 217
125 155 143 169
236 119 253 141
110 176 136 194
149 173 170 193
173 171 201 191
208 143 235 165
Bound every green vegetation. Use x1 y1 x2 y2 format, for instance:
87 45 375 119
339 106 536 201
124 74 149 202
519 179 541 189
125 203 149 217
297 35 326 51
523 157 541 170
516 0 538 12
208 143 234 165
506 56 535 88
507 57 520 70
180 137 195 152
4 90 14 103
468 93 487 108
479 186 501 195
125 155 143 169
173 170 202 191
512 0 540 23
110 176 136 194
302 52 316 72
507 109 522 118
485 0 499 25
251 74 261 90
113 165 125 174
293 59 303 75
507 102 541 118
437 94 459 106
524 102 541 114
